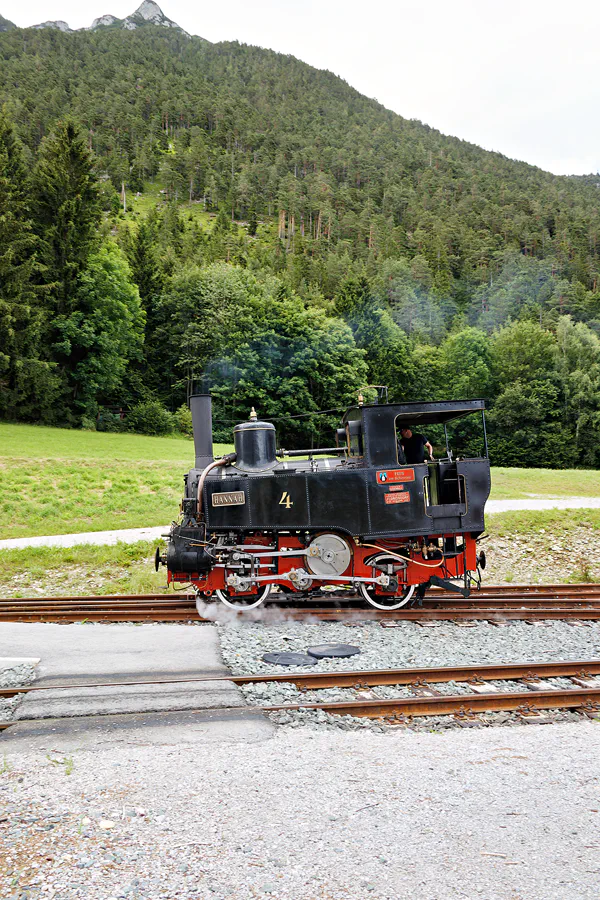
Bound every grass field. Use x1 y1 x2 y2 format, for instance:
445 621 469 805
490 467 600 500
0 423 599 540
487 507 600 532
0 423 231 539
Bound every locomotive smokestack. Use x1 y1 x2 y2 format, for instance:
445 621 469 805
190 393 214 469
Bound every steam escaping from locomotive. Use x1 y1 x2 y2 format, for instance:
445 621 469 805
157 392 491 612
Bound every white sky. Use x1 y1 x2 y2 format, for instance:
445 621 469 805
4 0 600 175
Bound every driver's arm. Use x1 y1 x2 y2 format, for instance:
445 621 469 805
425 440 434 460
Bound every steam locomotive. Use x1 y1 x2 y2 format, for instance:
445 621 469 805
156 394 491 610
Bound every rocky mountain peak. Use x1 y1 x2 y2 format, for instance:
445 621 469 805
32 19 72 32
90 14 118 29
135 1 169 22
122 1 188 33
22 2 194 37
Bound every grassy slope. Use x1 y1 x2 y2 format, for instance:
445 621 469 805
484 508 600 585
487 507 600 536
490 468 600 500
0 541 166 597
0 423 599 539
0 424 231 539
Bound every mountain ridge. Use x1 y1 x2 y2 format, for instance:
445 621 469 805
0 1 598 306
12 1 194 37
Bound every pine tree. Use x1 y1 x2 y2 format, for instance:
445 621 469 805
247 202 258 237
0 110 56 420
127 219 163 391
32 118 101 314
129 221 162 308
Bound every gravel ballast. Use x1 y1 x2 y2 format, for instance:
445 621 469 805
219 619 600 731
0 660 36 724
220 619 600 675
2 723 599 900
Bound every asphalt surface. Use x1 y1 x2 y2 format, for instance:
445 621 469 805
0 622 274 748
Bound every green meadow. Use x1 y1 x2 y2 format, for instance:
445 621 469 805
0 423 231 539
0 423 599 540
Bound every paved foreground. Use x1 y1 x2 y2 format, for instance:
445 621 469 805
0 622 273 742
1 722 599 899
3 496 600 550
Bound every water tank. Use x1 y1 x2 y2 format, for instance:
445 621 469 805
234 410 277 472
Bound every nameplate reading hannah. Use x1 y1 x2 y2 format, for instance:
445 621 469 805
212 491 246 507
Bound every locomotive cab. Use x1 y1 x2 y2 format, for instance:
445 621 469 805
335 398 490 536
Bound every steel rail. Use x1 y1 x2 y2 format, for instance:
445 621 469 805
1 584 600 623
2 685 600 731
1 584 600 605
2 607 600 622
263 685 600 718
2 659 600 698
3 596 600 610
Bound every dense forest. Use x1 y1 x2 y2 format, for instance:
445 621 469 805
1 18 600 466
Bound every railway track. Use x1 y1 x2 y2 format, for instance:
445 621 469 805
2 659 600 731
1 584 600 622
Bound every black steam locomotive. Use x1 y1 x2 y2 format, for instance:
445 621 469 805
157 394 491 610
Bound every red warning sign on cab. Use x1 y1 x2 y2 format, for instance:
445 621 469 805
384 491 411 504
376 468 415 484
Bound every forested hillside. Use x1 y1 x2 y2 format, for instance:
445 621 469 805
1 14 600 465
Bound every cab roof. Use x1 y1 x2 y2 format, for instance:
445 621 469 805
344 399 486 427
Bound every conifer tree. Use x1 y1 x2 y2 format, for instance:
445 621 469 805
129 221 162 309
127 219 163 391
32 118 101 314
0 110 56 419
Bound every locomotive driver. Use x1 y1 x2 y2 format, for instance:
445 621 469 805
399 427 434 464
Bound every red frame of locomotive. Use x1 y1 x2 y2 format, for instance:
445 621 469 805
168 532 478 596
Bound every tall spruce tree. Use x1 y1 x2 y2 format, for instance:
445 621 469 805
0 110 57 420
33 119 101 315
31 119 103 420
129 221 162 308
125 219 164 394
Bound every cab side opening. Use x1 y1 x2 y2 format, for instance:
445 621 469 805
394 406 488 517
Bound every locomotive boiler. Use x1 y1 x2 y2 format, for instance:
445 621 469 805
156 394 491 610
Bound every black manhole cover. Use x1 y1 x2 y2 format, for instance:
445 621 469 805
306 643 361 659
262 652 318 667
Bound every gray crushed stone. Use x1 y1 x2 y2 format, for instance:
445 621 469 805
1 724 600 899
219 620 600 731
0 662 36 724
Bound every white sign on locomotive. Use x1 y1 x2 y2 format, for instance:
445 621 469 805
156 394 491 610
